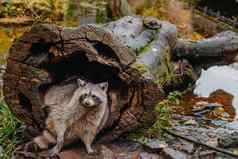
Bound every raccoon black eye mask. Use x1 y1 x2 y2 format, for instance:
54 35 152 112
77 79 108 108
79 93 103 107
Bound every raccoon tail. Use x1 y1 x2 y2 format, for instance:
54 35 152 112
33 130 56 149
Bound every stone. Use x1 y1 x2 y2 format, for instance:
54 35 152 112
178 140 194 154
218 132 238 148
136 138 167 150
183 119 198 126
162 148 187 159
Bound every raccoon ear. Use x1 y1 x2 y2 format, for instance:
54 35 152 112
77 79 86 87
98 82 108 91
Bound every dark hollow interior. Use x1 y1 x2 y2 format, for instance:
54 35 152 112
42 51 124 87
21 40 130 119
26 38 126 90
18 92 33 114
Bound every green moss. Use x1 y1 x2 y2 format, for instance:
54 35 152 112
137 42 153 56
131 62 151 76
136 29 160 56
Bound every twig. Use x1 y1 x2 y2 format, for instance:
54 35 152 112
163 128 238 158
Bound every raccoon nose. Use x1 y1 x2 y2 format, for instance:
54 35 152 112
85 101 91 106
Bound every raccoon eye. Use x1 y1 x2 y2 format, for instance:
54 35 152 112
91 95 96 98
79 93 87 102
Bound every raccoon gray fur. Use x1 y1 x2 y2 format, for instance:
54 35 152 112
33 79 109 156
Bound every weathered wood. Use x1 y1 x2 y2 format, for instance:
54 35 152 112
104 16 177 80
3 17 165 144
173 31 238 59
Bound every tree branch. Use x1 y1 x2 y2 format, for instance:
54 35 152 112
173 31 238 59
164 128 238 158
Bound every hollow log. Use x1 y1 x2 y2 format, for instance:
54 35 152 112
4 16 238 158
3 17 168 141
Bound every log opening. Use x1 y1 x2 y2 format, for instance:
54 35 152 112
40 51 124 88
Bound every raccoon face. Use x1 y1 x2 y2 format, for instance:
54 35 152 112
77 79 108 108
79 93 102 107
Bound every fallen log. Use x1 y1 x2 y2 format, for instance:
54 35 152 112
173 31 238 60
4 16 238 158
3 16 168 141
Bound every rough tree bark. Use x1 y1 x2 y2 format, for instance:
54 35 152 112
174 31 238 59
4 16 238 158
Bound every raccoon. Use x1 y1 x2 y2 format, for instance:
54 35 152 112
33 79 109 156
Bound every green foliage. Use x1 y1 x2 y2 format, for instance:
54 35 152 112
147 100 171 134
154 49 195 90
128 89 183 140
137 44 152 55
0 27 28 55
126 99 171 140
181 0 200 6
0 0 69 21
0 98 23 159
148 91 182 134
96 7 108 24
65 0 78 20
0 1 27 18
132 62 150 76
155 48 182 88
167 91 182 104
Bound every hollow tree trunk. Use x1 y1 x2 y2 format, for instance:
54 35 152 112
3 17 168 141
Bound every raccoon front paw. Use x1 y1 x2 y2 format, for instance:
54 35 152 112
86 146 98 155
48 146 60 157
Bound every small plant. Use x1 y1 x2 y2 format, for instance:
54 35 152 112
155 48 183 89
167 91 182 104
132 62 150 75
126 98 172 140
0 98 23 159
147 100 171 135
128 90 182 140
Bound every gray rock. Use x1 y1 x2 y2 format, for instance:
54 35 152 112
183 119 198 126
135 138 168 150
226 121 238 130
179 140 194 154
218 131 238 148
140 152 162 159
162 148 188 159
